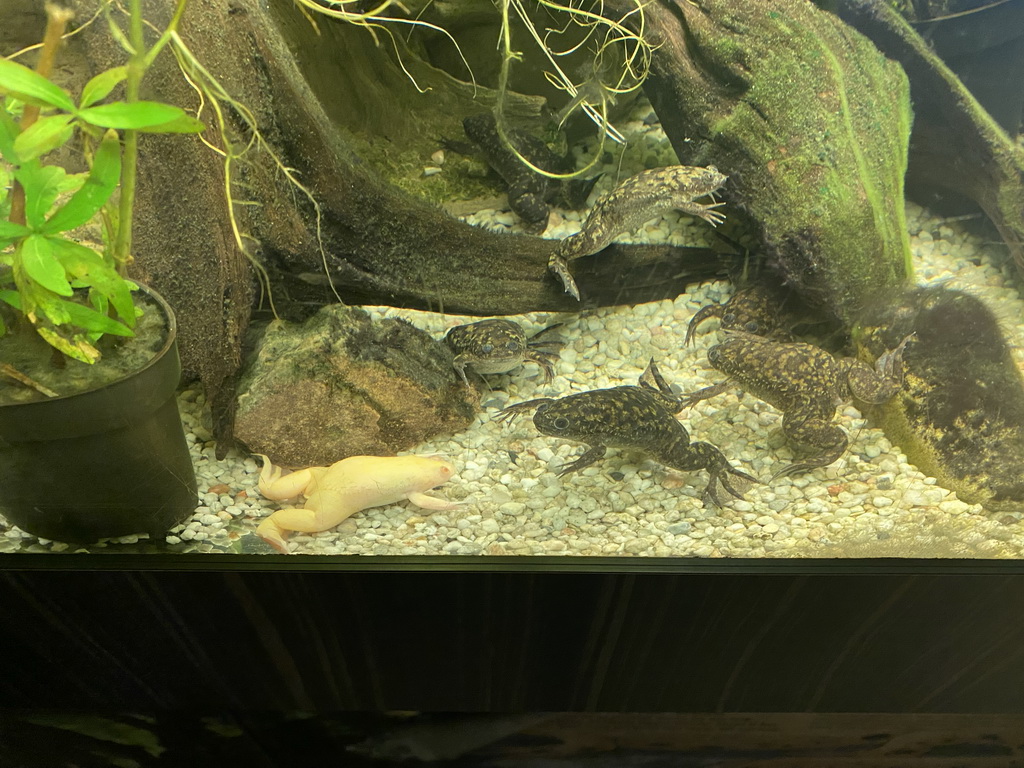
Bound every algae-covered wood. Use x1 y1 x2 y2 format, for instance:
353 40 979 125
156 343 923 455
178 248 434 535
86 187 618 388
635 0 914 326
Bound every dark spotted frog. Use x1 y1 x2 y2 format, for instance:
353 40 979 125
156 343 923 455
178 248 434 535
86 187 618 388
685 284 794 345
444 318 563 387
498 360 757 506
681 332 914 479
458 113 598 234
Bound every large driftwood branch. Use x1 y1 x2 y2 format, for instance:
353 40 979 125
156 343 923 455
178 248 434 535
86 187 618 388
837 0 1024 278
240 3 728 315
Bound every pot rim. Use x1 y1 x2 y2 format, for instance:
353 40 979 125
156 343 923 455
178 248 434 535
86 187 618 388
0 281 177 407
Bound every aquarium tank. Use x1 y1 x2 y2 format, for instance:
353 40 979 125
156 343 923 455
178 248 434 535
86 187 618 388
1 0 1023 560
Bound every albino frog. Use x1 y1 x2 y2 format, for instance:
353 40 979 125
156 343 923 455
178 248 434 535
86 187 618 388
254 454 460 553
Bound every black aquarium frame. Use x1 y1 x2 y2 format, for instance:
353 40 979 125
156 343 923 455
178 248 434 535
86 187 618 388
2 555 1024 713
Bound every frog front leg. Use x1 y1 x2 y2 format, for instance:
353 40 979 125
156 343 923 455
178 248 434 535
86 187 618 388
844 333 915 404
407 492 463 511
451 355 474 388
773 413 848 480
256 454 315 500
675 199 727 228
496 398 556 424
557 444 607 476
679 380 732 409
523 351 559 383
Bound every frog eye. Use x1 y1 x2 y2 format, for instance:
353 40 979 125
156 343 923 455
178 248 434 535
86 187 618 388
551 416 571 430
505 341 519 351
743 320 761 333
708 346 722 363
480 343 494 354
723 312 736 325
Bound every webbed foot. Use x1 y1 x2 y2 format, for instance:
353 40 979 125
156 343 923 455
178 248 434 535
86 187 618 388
704 465 760 507
256 516 290 554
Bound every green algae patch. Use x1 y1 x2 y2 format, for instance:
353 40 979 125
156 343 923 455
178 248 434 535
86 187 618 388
646 0 914 326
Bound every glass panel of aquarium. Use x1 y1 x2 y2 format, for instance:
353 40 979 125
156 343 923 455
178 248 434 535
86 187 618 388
2 0 1023 560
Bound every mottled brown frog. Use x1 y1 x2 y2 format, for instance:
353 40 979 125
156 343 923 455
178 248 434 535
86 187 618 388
681 332 914 479
498 360 757 506
444 318 563 386
549 165 728 300
685 284 794 345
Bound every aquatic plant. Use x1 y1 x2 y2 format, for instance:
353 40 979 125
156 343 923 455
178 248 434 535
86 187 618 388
0 0 204 364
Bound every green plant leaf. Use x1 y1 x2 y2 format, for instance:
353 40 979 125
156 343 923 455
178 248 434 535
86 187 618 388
0 221 31 240
77 101 185 129
0 289 21 309
14 162 67 228
138 113 206 134
42 130 121 234
56 297 134 336
35 326 101 364
49 237 135 326
0 58 76 112
19 234 72 296
12 113 74 161
80 66 128 108
0 107 21 162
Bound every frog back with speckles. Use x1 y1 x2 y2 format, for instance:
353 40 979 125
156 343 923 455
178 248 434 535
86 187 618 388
709 335 845 417
533 386 688 451
445 319 527 372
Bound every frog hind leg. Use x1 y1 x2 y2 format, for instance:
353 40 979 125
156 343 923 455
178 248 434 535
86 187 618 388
772 415 847 481
256 501 361 553
663 441 757 507
547 250 582 301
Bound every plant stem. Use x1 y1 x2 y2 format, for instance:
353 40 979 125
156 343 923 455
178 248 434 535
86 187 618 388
112 0 145 271
8 3 74 227
110 0 189 272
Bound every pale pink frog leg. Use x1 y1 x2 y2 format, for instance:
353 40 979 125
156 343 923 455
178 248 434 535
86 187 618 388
407 492 464 511
256 454 315 501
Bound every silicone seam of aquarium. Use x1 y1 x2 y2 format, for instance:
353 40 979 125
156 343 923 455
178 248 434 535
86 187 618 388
2 554 1024 574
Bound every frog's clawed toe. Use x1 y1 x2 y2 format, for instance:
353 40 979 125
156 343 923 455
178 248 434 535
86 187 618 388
700 201 728 227
769 461 819 483
496 398 553 424
548 257 581 300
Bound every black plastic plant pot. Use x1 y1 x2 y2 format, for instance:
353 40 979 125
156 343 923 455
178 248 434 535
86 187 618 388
0 285 198 543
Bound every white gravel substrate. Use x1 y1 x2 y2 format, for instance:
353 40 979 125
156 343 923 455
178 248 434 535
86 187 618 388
3 101 1024 558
